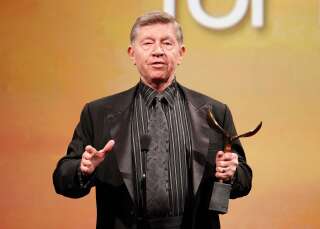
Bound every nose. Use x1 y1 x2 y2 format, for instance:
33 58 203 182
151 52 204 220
151 43 165 57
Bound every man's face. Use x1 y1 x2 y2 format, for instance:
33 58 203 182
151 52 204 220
128 23 185 88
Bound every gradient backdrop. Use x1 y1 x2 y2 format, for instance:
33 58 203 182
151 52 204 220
1 0 320 228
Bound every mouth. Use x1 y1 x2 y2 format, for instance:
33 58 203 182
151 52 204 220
150 61 166 68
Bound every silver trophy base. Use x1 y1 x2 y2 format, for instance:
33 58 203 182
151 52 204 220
209 182 232 214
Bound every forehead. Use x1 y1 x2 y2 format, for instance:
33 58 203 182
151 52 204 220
136 23 177 40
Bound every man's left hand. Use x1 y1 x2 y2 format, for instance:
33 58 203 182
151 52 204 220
215 150 238 182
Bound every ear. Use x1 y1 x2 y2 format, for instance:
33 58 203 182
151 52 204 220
177 45 186 65
127 45 136 65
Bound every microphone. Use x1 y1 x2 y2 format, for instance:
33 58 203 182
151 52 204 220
140 134 151 153
138 134 151 229
140 134 151 193
140 134 151 201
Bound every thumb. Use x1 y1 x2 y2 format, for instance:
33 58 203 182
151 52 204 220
215 151 224 160
96 140 115 157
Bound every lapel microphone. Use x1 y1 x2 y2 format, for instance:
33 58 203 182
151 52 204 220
140 134 151 196
140 134 151 204
138 134 151 229
140 134 151 154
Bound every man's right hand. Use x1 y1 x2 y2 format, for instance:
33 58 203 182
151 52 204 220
80 140 115 176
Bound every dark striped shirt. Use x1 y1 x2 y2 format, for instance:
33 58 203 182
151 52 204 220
131 80 192 217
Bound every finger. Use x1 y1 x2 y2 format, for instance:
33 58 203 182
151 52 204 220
222 165 237 176
215 172 229 180
232 153 239 161
215 151 224 161
216 166 226 173
217 152 236 163
100 140 115 153
81 159 92 167
82 152 92 160
98 140 115 156
227 153 239 167
218 166 235 174
222 153 234 161
216 161 229 168
215 172 223 179
215 171 232 181
85 145 97 155
216 151 224 157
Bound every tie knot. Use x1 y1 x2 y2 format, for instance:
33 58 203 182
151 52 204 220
154 94 166 105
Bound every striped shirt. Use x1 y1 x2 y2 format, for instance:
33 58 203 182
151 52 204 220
131 80 192 217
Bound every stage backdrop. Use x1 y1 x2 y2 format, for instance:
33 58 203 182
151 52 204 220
1 0 319 228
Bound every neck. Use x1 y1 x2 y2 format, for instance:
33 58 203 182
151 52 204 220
141 75 175 93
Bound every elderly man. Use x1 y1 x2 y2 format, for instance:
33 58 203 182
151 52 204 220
53 11 252 229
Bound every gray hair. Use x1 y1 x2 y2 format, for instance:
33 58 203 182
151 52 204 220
130 11 184 45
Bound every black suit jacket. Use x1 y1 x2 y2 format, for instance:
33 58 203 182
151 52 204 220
53 83 252 229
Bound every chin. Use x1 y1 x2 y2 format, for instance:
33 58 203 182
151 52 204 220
150 72 172 82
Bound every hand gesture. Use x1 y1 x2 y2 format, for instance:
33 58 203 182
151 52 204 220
80 140 115 176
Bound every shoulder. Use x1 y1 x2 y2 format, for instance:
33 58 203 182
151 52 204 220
178 83 227 111
85 85 137 113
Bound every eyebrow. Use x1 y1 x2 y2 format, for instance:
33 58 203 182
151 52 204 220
140 37 154 43
161 36 174 41
140 35 174 41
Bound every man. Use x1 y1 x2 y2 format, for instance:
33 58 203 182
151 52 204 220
53 11 252 229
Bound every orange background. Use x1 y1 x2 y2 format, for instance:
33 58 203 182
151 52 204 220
1 1 320 228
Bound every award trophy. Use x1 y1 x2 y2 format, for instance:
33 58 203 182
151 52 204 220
207 109 262 214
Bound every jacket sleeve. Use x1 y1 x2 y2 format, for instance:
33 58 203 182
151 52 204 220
52 103 96 198
222 105 253 199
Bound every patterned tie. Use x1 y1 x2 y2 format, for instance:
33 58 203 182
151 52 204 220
146 95 170 217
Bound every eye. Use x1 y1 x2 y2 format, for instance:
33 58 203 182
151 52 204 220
141 41 154 49
162 41 174 50
142 40 153 46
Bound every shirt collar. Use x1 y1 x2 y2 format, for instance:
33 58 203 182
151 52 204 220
139 79 177 107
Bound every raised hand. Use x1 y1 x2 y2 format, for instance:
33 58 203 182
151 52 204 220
80 140 115 175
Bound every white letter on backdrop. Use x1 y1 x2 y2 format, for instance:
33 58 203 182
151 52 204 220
187 0 249 30
164 0 176 16
165 0 264 29
251 0 264 27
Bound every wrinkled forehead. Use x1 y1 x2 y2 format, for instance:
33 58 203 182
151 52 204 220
135 23 178 41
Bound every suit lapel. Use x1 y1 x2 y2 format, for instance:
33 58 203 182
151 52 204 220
108 110 135 200
181 85 211 195
103 86 137 201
